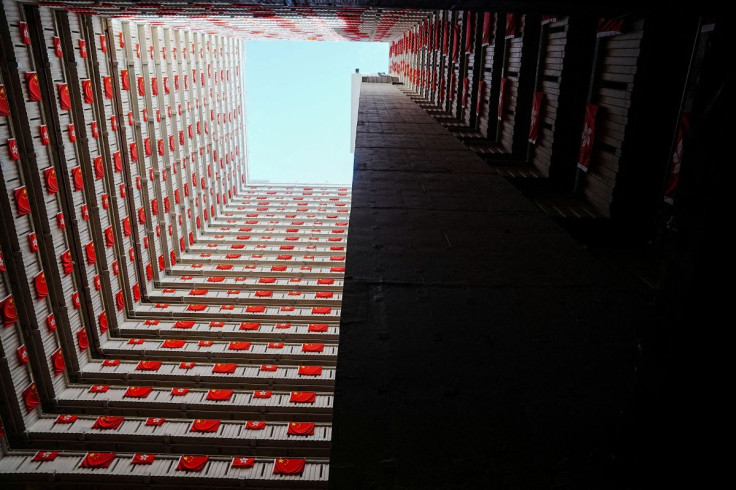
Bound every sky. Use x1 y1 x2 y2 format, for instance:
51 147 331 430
245 41 388 185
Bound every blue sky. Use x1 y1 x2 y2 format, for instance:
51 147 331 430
245 41 388 185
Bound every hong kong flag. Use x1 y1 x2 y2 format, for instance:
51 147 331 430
206 389 233 401
253 390 272 399
82 79 94 104
124 386 153 398
261 364 278 372
0 85 9 116
71 166 84 191
1 295 18 326
177 455 209 472
23 383 39 412
246 421 266 430
136 360 161 371
298 366 323 376
190 419 220 433
17 344 28 364
577 104 599 172
58 83 71 110
180 362 195 370
80 452 116 469
287 422 315 436
92 416 125 430
44 167 58 194
55 414 77 424
51 348 65 375
25 72 41 101
19 21 30 44
232 457 255 468
77 328 89 350
273 458 306 476
171 388 189 396
53 36 63 57
102 359 119 367
89 385 109 393
212 363 237 374
131 453 155 465
290 392 316 404
103 76 113 99
34 271 49 299
32 451 59 462
145 417 166 426
162 339 185 349
14 186 30 215
7 138 19 160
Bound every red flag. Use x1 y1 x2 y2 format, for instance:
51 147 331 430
577 104 599 172
121 70 129 91
289 392 316 403
51 348 65 375
138 76 145 96
162 339 186 349
171 388 189 396
7 138 19 160
228 341 251 351
498 78 508 120
34 271 48 299
131 453 155 465
145 417 166 426
122 216 131 236
71 166 84 191
273 458 306 475
17 344 28 364
541 15 558 25
136 360 161 371
253 390 272 399
78 39 87 58
529 91 544 144
206 389 233 401
89 385 109 393
19 21 30 44
1 295 18 326
0 85 9 116
82 79 94 104
77 328 88 350
124 386 153 398
93 156 104 179
268 342 284 349
40 124 50 145
14 186 30 215
103 76 113 99
56 212 65 229
298 365 323 376
92 416 124 430
102 359 119 367
177 455 208 472
84 240 96 265
23 383 40 412
55 414 77 424
44 167 58 194
246 421 267 431
116 290 125 311
32 451 59 462
312 307 331 315
190 419 220 433
232 457 255 468
188 304 207 311
58 83 71 110
482 12 493 44
129 142 138 161
26 72 41 101
302 343 324 353
598 18 624 37
664 113 691 204
53 36 63 57
104 226 114 247
288 422 315 436
212 363 237 374
80 452 116 468
100 34 107 53
308 323 329 332
505 13 518 39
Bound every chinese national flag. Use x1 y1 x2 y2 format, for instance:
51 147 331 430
44 168 58 194
32 451 59 462
34 272 49 299
103 76 113 99
93 156 104 180
273 458 306 476
23 383 39 412
302 343 324 353
25 72 41 101
138 76 145 96
246 305 266 313
92 416 124 430
190 419 220 433
246 420 266 429
228 341 251 351
308 324 328 333
130 142 138 162
287 422 315 436
77 328 89 350
86 241 96 265
240 322 260 330
187 304 207 311
0 84 10 116
113 152 122 172
135 361 161 372
115 290 125 311
82 79 94 104
122 216 131 236
55 414 77 424
298 365 323 376
14 186 31 215
131 453 155 465
177 455 208 472
232 457 255 468
61 250 73 275
121 70 129 90
80 452 116 469
98 311 108 333
1 295 18 326
312 307 331 315
174 320 195 329
289 392 316 403
162 339 185 349
212 363 237 374
58 83 71 110
206 389 233 401
71 166 84 191
51 348 65 375
124 386 153 398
